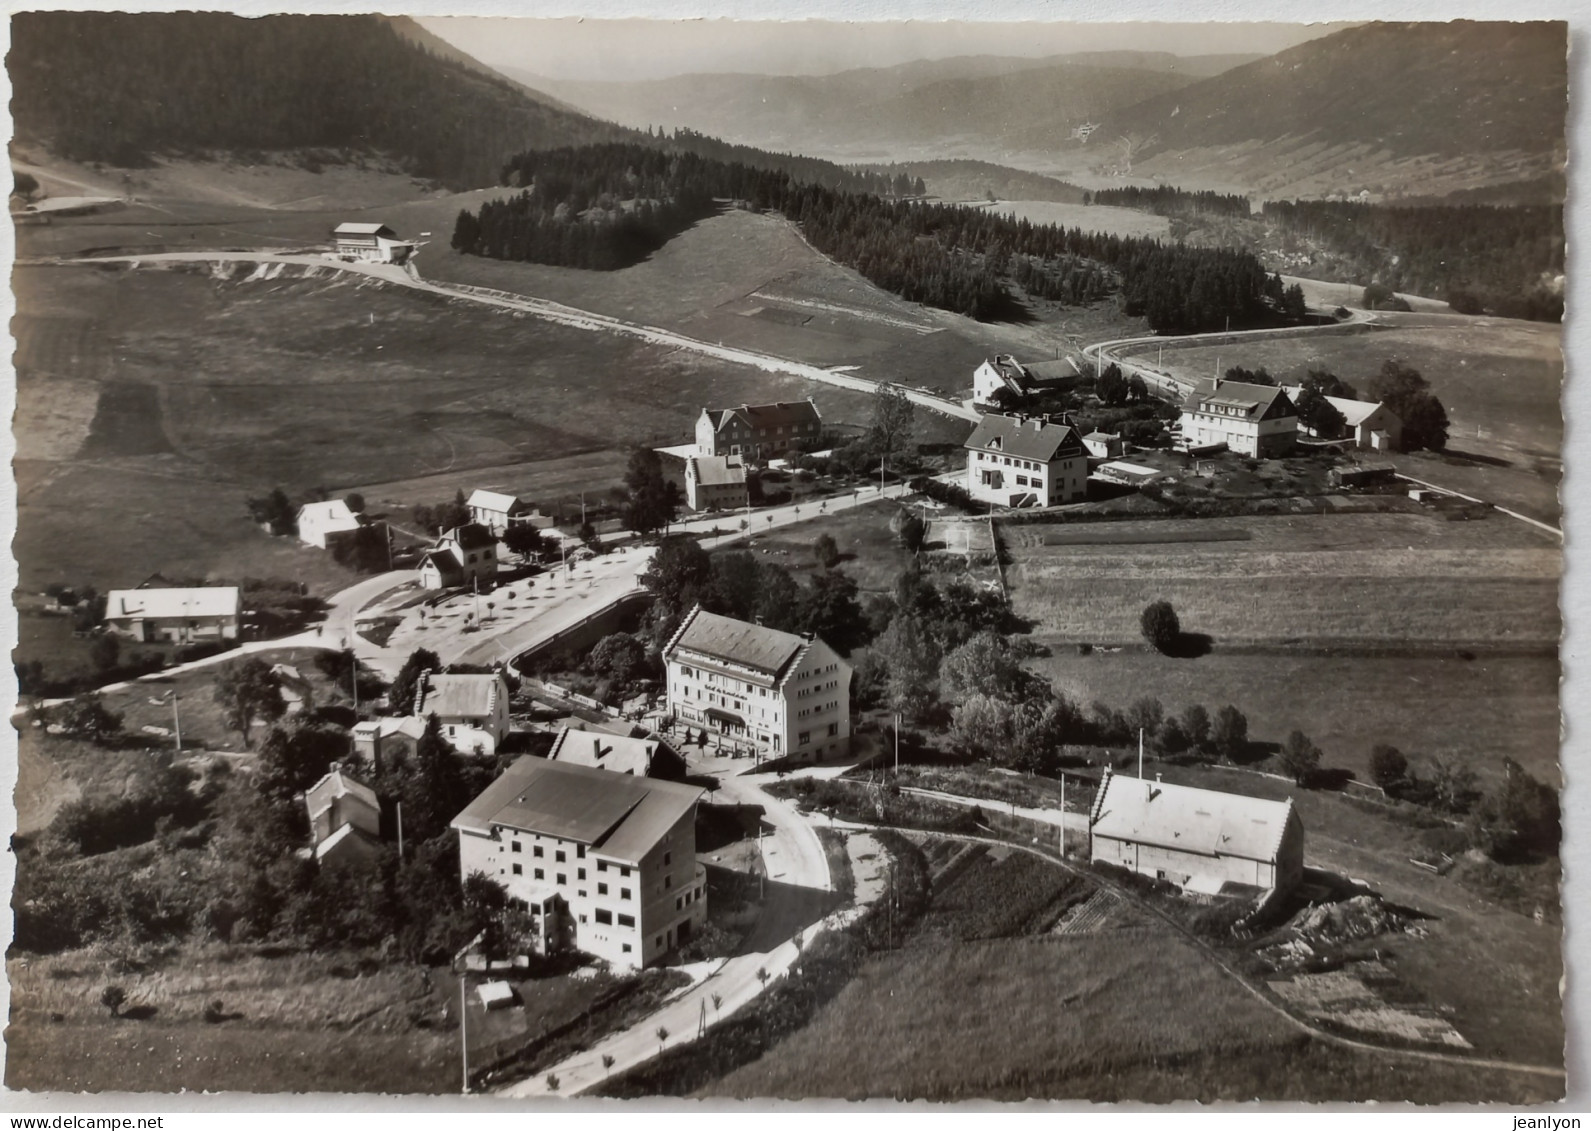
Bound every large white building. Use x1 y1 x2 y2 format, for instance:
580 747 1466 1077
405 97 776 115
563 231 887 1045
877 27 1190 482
331 222 414 265
1178 379 1298 458
684 454 750 512
103 586 240 644
451 756 707 969
963 413 1089 509
663 607 851 763
1089 768 1305 896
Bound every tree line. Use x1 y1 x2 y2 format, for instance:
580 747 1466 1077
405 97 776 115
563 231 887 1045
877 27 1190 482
458 142 1283 330
1088 186 1253 218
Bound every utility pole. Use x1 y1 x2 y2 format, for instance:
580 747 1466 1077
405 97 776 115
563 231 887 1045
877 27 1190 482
170 692 182 753
894 712 900 776
459 972 469 1095
1138 728 1144 779
758 824 765 901
384 521 393 571
397 801 405 864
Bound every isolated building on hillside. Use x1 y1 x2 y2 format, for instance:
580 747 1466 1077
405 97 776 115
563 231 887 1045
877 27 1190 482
296 499 366 550
331 222 414 265
695 400 822 461
963 413 1089 509
663 606 851 763
466 490 539 535
1281 387 1402 452
305 764 383 871
103 586 240 644
352 715 427 771
419 523 497 591
549 725 688 780
414 669 511 756
451 756 707 968
685 454 750 512
1178 378 1298 458
1089 768 1305 896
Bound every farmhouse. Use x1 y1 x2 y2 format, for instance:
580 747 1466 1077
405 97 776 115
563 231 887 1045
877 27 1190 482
331 222 414 265
1178 378 1298 458
296 499 365 550
414 669 511 756
695 400 822 461
1282 387 1403 451
685 454 750 512
549 725 688 780
102 585 240 644
466 489 541 535
419 523 497 591
972 355 1034 407
964 413 1089 509
304 764 383 871
1089 768 1305 896
663 606 851 763
451 756 707 969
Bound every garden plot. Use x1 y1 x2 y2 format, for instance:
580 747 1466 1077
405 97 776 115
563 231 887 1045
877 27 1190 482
1268 965 1471 1050
924 517 995 559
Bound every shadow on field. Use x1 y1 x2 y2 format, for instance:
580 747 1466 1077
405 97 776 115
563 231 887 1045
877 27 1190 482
1437 447 1513 469
119 1005 159 1022
1163 631 1213 659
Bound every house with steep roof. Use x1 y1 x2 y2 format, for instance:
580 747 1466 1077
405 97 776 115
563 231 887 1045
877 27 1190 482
1178 378 1298 458
1089 768 1305 896
296 499 366 550
964 413 1089 509
971 355 1034 407
451 756 707 968
684 454 749 512
466 489 541 535
1281 387 1402 452
549 725 687 780
695 400 823 462
103 586 240 644
332 221 414 264
419 523 498 591
415 670 511 756
305 764 384 871
663 606 851 763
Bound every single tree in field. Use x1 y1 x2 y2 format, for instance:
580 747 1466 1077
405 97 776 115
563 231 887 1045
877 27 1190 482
812 533 841 569
1369 744 1408 792
655 1026 669 1054
1179 704 1211 755
1140 600 1181 654
1278 729 1322 786
100 985 127 1018
1210 705 1249 760
869 385 916 467
212 658 285 748
602 1054 615 1075
896 512 927 554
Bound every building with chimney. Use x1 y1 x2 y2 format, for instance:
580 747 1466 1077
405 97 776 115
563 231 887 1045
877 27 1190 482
963 412 1089 509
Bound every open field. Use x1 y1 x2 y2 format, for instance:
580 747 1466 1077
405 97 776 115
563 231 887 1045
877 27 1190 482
1005 510 1560 648
1121 314 1562 522
722 502 914 597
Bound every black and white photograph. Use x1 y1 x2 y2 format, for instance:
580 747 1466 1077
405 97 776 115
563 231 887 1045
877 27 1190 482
0 5 1572 1105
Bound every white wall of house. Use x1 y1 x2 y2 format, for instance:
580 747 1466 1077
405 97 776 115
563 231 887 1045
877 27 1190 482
1179 409 1296 457
966 449 1087 507
666 639 851 762
106 614 238 644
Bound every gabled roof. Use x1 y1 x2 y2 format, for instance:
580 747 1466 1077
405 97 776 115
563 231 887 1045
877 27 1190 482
706 401 822 434
467 489 528 514
104 586 240 621
548 727 665 776
664 606 809 680
353 716 427 741
420 551 465 585
334 222 396 236
451 756 703 864
1090 768 1298 864
305 767 380 822
297 499 363 526
689 455 748 487
1082 431 1121 443
440 524 496 552
416 672 504 720
1182 380 1296 421
1281 387 1398 430
315 822 381 861
963 413 1085 462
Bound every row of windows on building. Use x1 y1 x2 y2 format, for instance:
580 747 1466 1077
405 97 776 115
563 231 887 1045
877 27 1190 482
796 722 841 746
973 451 1057 470
796 679 841 699
796 700 842 719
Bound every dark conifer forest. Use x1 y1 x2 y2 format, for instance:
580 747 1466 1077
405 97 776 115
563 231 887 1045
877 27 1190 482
459 143 1283 330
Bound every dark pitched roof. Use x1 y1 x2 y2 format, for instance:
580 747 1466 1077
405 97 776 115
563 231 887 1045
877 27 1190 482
708 401 822 433
451 756 703 863
420 551 465 585
962 413 1085 462
1181 380 1296 421
441 523 496 551
663 606 808 678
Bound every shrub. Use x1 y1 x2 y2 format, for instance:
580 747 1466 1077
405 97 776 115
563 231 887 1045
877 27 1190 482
1369 744 1408 791
1140 600 1180 653
1278 730 1322 785
100 985 127 1017
812 533 841 568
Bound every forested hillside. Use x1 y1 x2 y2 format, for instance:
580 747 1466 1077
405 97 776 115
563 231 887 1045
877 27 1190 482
8 12 636 189
456 142 1287 332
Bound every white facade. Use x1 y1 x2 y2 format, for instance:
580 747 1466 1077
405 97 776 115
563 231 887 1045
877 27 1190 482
963 414 1089 509
1178 380 1297 458
663 608 851 763
332 223 413 265
297 499 364 549
685 455 750 512
103 586 240 644
414 671 511 756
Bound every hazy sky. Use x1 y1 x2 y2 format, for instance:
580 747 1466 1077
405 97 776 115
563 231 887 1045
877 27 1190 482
419 18 1351 83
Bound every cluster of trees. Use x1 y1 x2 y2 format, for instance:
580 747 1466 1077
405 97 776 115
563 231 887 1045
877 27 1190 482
1262 200 1563 323
1088 186 1253 218
622 448 685 537
411 490 471 537
1011 254 1114 305
9 12 634 188
1096 363 1150 407
1367 360 1450 452
1370 745 1559 862
458 142 1280 329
